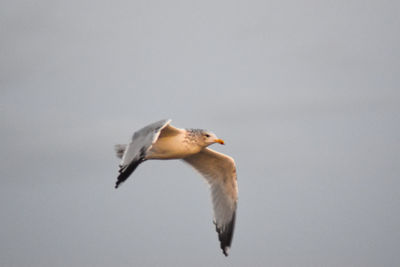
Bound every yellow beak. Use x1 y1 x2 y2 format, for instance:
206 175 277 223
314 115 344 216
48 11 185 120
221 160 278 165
214 139 225 145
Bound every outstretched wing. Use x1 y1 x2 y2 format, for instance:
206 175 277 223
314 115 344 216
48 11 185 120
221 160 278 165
182 148 238 256
115 119 180 188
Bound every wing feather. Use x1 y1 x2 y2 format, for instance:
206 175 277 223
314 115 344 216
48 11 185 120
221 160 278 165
116 119 175 188
182 148 238 256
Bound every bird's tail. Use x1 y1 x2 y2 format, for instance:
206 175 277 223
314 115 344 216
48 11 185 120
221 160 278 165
114 144 127 159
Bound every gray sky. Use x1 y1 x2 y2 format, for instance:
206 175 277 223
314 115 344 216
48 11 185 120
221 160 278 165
1 0 400 266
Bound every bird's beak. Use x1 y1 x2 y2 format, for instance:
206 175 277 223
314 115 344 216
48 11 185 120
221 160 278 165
215 139 225 145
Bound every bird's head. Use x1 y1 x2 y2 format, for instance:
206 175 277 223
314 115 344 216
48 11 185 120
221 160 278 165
200 130 225 146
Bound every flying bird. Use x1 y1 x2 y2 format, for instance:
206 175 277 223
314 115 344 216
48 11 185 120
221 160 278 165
114 119 238 256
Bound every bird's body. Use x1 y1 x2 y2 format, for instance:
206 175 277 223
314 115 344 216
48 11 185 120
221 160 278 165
114 119 238 256
146 129 201 159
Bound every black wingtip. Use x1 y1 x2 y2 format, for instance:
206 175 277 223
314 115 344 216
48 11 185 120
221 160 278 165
115 159 144 189
215 212 236 257
223 248 228 257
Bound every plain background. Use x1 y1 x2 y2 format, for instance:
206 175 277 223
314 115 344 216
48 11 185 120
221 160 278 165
1 0 399 266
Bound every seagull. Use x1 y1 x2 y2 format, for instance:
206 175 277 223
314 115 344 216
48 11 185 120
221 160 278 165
114 119 238 256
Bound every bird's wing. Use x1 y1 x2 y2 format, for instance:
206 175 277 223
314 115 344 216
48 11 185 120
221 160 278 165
182 148 238 256
115 119 180 188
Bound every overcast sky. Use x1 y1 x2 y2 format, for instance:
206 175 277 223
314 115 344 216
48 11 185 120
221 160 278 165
1 0 400 266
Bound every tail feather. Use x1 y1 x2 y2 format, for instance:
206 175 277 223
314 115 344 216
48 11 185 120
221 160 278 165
115 144 127 159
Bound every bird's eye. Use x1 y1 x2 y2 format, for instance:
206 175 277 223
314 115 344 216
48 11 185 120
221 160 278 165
205 134 210 138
